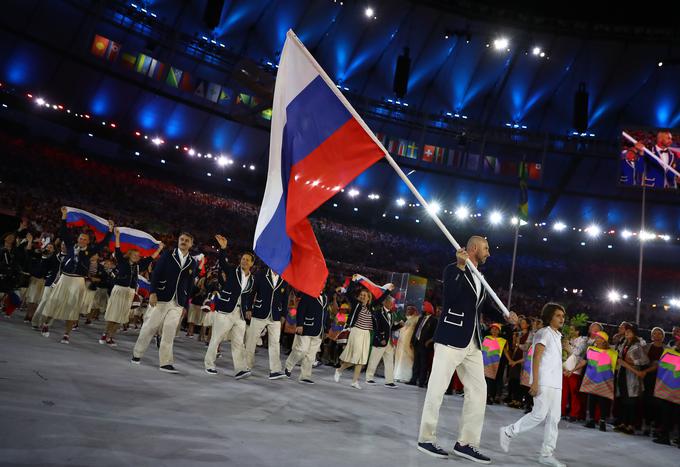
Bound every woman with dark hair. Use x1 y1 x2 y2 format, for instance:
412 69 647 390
639 327 666 436
614 323 649 434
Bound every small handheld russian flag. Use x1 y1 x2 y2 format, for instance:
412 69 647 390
253 30 386 297
111 227 160 257
137 275 150 298
65 207 109 242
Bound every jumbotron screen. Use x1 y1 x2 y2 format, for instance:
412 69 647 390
619 128 679 190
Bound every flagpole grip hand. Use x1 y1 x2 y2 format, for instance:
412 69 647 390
107 220 115 232
456 249 468 271
60 206 67 220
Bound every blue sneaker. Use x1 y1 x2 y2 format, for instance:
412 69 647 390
417 442 448 459
452 442 491 464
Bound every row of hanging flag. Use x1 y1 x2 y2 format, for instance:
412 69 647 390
90 34 272 121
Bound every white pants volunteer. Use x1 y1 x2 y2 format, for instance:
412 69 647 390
204 311 247 372
365 343 395 384
132 301 183 367
245 317 282 372
285 334 322 381
505 386 561 457
419 341 487 447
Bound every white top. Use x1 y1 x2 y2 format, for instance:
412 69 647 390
177 249 189 268
240 269 250 291
270 271 279 285
471 270 481 297
530 326 563 389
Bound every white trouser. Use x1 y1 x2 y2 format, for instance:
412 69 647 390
204 312 247 372
285 334 322 381
507 386 561 457
418 341 487 447
365 343 395 384
132 301 183 367
245 317 282 372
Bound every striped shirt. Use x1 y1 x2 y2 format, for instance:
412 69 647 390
354 305 373 330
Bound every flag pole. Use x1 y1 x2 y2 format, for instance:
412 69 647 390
285 29 510 318
507 222 519 310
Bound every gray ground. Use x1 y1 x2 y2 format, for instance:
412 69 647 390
0 318 677 467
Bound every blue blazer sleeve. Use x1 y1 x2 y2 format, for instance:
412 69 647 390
150 250 169 294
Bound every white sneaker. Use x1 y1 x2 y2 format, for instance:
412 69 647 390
538 455 566 467
499 426 511 453
334 369 341 383
351 381 361 390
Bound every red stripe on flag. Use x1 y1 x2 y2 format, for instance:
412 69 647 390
283 118 384 296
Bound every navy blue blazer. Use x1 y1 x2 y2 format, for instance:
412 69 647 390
59 221 112 277
250 269 288 321
44 253 65 287
112 247 154 289
213 249 254 318
296 292 330 337
372 307 403 347
150 248 197 308
433 263 504 349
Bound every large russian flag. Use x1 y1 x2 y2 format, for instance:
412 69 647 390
137 275 150 298
65 207 109 242
253 30 386 297
110 227 160 257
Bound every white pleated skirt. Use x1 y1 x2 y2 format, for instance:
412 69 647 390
80 288 96 315
25 277 46 304
42 275 86 322
104 285 136 324
339 328 372 365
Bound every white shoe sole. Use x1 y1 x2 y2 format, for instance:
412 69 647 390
269 375 286 380
205 369 218 375
452 449 491 464
235 372 251 380
416 445 448 459
538 457 566 467
333 371 341 383
131 360 141 365
159 368 179 374
385 385 398 389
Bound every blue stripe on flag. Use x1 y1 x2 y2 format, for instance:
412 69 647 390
284 76 352 166
118 233 158 250
254 197 291 273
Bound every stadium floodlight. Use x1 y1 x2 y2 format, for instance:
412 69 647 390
553 221 567 231
454 206 469 220
396 198 406 207
365 7 374 18
348 188 360 197
493 37 509 50
427 201 441 215
607 290 621 302
489 211 503 225
585 224 600 238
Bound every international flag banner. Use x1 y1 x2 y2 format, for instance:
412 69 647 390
261 108 272 121
218 87 233 104
166 67 183 87
518 160 529 221
422 144 435 162
65 207 109 242
501 160 518 177
236 93 252 106
396 139 408 157
467 153 480 171
105 41 121 62
375 132 388 147
580 346 618 400
528 162 542 180
406 141 418 159
206 82 222 103
147 58 166 80
109 227 160 257
482 336 507 379
135 53 152 75
2 291 22 317
433 146 446 164
179 72 194 92
91 35 109 58
253 30 386 297
385 138 397 154
521 344 534 387
653 348 680 404
448 148 463 168
137 275 150 298
194 80 206 98
483 156 500 174
121 53 137 70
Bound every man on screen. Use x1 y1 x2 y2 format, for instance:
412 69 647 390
619 142 644 186
643 130 677 189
